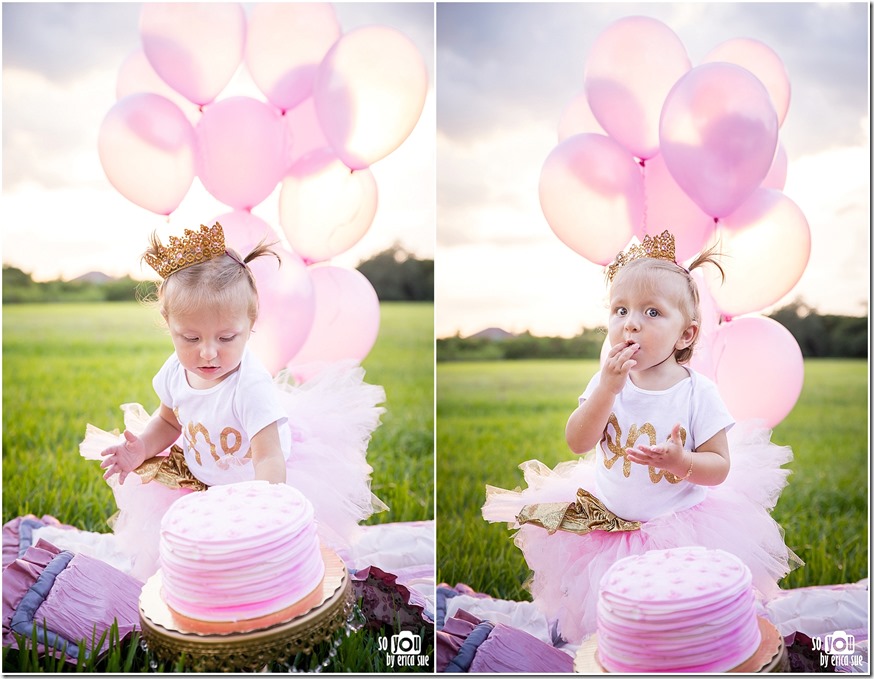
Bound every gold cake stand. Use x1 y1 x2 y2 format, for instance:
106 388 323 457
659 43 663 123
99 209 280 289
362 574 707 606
139 547 353 672
574 617 790 674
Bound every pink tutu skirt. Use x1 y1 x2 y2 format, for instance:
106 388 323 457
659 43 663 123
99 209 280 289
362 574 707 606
80 361 387 582
482 421 803 644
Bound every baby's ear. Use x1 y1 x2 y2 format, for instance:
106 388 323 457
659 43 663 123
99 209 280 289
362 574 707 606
677 322 699 349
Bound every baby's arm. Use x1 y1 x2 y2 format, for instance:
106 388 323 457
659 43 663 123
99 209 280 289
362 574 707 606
566 341 638 454
99 403 182 483
626 424 730 485
249 421 287 484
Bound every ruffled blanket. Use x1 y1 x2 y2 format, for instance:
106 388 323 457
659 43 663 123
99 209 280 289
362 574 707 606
437 581 869 673
2 514 434 666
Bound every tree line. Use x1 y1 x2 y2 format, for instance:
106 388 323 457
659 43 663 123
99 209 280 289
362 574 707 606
437 300 867 361
2 244 433 305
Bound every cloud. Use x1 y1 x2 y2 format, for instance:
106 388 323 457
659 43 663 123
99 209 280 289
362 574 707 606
2 4 140 82
435 3 869 157
2 2 436 192
435 3 869 337
335 2 435 78
2 2 437 280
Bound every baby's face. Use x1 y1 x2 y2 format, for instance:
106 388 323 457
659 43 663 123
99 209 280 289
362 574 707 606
607 269 693 372
167 305 253 389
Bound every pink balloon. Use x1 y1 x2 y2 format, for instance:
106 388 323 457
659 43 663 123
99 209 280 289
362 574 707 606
314 26 428 170
712 316 803 428
215 209 283 254
285 97 330 167
246 244 316 376
139 2 246 106
702 188 811 317
279 150 378 264
289 266 380 371
557 91 606 142
196 97 291 209
539 134 644 265
687 270 723 381
584 16 691 160
761 142 788 191
659 62 779 218
640 155 716 262
211 211 314 375
704 38 791 127
97 93 195 215
245 3 340 112
115 49 201 124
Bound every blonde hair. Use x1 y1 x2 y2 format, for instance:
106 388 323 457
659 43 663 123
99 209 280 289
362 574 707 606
142 233 280 323
610 244 725 364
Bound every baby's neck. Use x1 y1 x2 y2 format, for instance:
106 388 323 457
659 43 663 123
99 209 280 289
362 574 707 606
628 362 689 391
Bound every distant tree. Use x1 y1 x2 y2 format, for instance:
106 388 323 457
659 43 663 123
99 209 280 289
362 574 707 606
767 299 867 358
2 265 141 304
356 245 433 301
436 301 867 362
3 265 34 288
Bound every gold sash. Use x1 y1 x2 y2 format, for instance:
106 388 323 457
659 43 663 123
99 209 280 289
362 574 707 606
133 445 209 492
517 488 641 535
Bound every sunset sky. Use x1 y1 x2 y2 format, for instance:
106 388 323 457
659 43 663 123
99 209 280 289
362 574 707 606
2 2 435 280
2 3 869 340
436 2 869 337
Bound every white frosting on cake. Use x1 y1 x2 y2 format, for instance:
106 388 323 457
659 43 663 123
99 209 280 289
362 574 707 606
159 480 325 622
597 546 762 673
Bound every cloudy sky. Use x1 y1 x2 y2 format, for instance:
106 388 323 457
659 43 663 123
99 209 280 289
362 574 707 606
2 2 435 281
436 2 870 337
2 2 869 340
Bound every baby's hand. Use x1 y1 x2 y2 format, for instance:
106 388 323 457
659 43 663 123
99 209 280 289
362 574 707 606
601 340 638 394
99 430 146 484
626 423 688 476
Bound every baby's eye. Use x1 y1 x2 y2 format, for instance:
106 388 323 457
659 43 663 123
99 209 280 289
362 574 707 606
646 308 660 318
614 307 627 316
220 335 236 343
184 336 199 343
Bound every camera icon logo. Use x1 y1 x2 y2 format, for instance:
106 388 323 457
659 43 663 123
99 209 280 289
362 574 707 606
390 630 421 655
824 631 855 655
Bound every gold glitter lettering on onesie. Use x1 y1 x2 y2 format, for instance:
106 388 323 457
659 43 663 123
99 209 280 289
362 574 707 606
648 426 688 484
603 413 629 475
602 413 689 484
185 422 220 465
219 427 252 462
603 414 657 477
220 427 242 455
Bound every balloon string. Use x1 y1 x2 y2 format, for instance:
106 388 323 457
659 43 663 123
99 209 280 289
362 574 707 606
639 159 648 237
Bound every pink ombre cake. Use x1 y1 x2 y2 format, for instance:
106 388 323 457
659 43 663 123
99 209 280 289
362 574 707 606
158 480 325 629
596 546 762 673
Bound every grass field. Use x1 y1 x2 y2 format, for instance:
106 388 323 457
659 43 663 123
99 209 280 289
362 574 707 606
436 358 868 601
2 301 434 672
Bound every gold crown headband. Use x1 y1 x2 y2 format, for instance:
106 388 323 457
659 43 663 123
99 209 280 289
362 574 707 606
605 230 681 283
144 222 234 279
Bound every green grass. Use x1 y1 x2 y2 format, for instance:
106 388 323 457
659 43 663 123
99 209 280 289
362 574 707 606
2 301 434 672
436 358 868 600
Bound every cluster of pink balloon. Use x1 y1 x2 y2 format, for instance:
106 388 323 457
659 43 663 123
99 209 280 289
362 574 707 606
546 16 809 427
97 3 427 377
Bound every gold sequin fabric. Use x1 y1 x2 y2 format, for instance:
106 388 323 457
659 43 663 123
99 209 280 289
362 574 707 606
517 488 641 535
134 445 209 492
